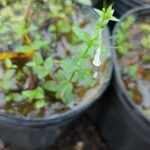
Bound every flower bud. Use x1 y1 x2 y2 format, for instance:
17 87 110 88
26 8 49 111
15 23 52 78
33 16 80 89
93 47 101 67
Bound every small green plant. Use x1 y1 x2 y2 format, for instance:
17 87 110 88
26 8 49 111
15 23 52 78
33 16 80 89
142 54 150 62
0 0 117 109
116 16 135 55
123 64 138 79
76 0 92 5
141 35 150 49
140 23 150 32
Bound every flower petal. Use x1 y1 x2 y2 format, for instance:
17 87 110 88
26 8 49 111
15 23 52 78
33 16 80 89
93 49 101 67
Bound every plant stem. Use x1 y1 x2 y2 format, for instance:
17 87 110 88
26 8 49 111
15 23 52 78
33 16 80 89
24 0 33 23
83 45 91 56
69 70 78 82
23 0 33 46
68 44 92 82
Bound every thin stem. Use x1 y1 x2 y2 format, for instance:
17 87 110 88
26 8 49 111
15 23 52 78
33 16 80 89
83 45 91 56
69 70 78 82
68 43 92 82
24 0 33 23
22 0 33 46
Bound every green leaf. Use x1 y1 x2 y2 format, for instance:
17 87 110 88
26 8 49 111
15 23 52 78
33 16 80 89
72 26 91 43
4 59 12 68
128 65 138 79
28 24 38 32
33 52 44 65
76 0 92 5
140 24 150 32
6 93 23 102
94 9 103 17
31 40 49 50
26 61 36 67
34 99 45 109
60 59 78 79
15 45 32 52
27 55 52 79
43 81 58 92
73 67 93 85
62 92 75 104
0 70 16 90
142 54 150 62
123 65 138 79
95 5 118 29
111 16 119 22
22 90 35 102
13 21 26 37
55 80 74 104
141 35 150 49
35 88 45 99
43 80 74 104
56 70 65 80
44 57 53 70
4 59 17 69
22 87 45 102
105 5 114 19
57 20 70 33
33 66 49 79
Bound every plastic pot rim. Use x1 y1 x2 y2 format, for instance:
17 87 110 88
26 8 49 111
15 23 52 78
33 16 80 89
134 0 150 5
121 0 140 7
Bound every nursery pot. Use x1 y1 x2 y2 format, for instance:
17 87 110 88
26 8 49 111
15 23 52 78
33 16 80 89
114 0 150 17
0 5 112 150
95 6 150 150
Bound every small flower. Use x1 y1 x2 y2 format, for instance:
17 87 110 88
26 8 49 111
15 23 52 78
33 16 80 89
93 47 101 67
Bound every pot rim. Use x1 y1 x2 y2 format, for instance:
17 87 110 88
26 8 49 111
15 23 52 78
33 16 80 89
135 0 150 4
112 5 150 125
0 5 113 126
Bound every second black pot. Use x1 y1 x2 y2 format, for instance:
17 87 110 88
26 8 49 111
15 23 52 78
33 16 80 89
114 0 150 17
92 6 150 150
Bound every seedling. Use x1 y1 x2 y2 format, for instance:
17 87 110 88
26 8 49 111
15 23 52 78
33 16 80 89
116 16 135 55
0 0 116 110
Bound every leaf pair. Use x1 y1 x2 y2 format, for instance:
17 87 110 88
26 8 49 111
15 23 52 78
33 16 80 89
22 87 45 109
43 80 74 104
26 52 53 79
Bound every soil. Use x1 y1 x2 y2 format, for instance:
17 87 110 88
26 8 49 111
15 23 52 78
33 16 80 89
0 115 109 150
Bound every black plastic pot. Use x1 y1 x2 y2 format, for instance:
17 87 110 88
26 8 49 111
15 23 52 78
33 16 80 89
115 0 150 17
90 80 150 150
92 6 150 150
0 5 113 150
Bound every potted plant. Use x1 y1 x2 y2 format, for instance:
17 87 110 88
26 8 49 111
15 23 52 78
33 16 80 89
0 0 116 149
114 5 150 123
97 6 150 150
